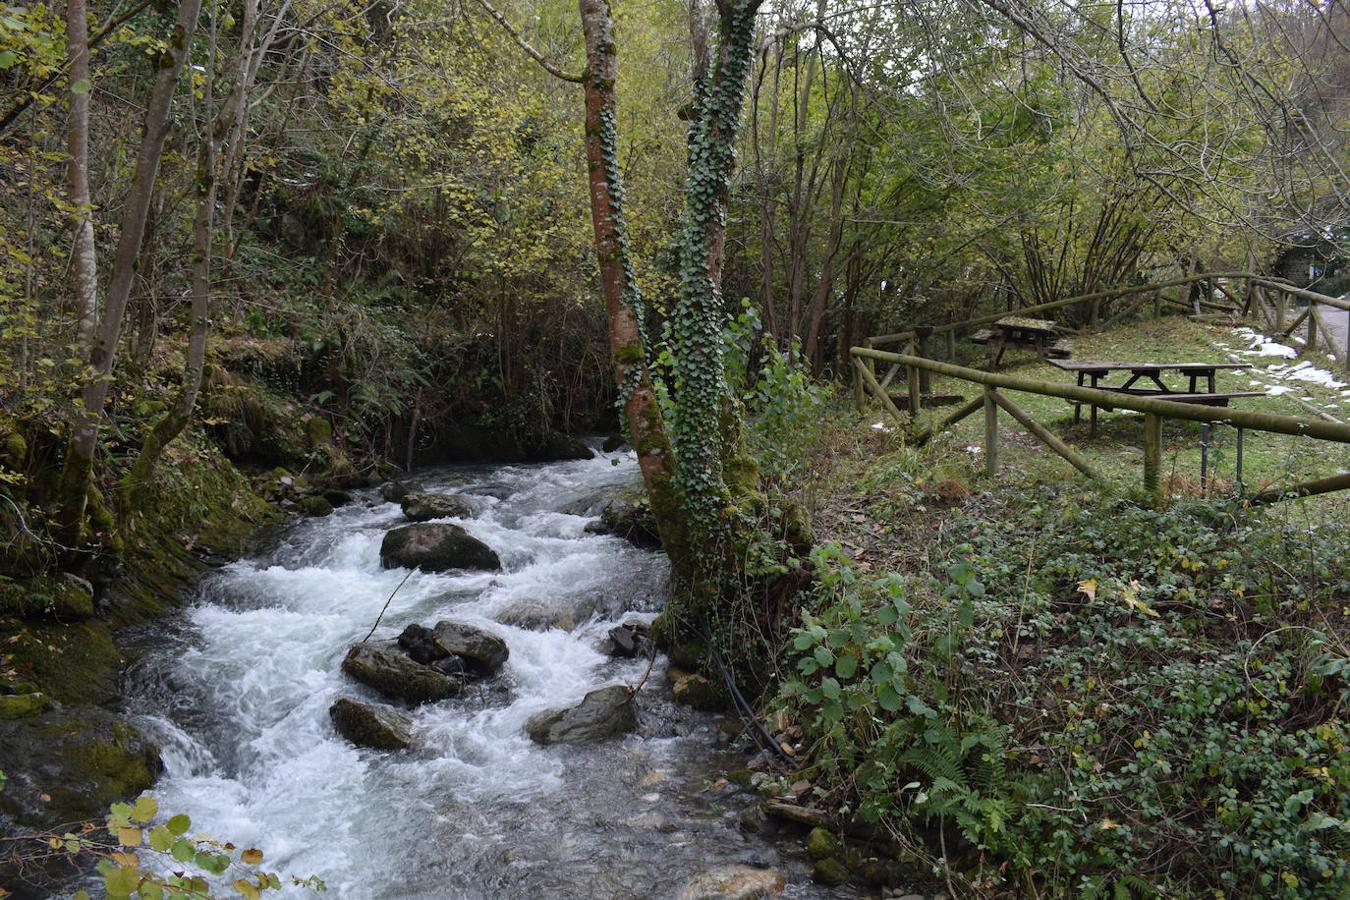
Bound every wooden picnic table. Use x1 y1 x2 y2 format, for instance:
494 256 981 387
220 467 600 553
1047 359 1261 435
972 317 1074 367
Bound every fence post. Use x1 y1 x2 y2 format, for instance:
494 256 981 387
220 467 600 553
983 387 998 477
1143 413 1162 497
1235 426 1244 494
945 330 957 361
915 326 933 397
1200 423 1210 491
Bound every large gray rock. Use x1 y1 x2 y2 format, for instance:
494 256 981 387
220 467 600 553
341 641 463 705
526 685 637 745
400 492 474 522
379 523 500 572
329 698 414 751
430 620 509 675
676 866 786 899
379 481 410 503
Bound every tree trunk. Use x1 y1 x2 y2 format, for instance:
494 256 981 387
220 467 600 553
65 0 97 355
58 0 203 542
577 0 674 499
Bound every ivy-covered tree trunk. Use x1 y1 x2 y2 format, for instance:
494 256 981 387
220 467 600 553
58 0 203 544
577 0 786 677
577 0 676 503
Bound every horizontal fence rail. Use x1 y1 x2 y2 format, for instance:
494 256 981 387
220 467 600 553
850 346 1350 501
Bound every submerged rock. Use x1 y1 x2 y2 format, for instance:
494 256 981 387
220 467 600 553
528 431 595 462
600 621 651 658
526 684 636 744
676 865 786 899
400 491 474 522
601 433 627 453
430 620 509 675
379 523 500 572
340 641 463 705
329 698 414 751
495 601 577 632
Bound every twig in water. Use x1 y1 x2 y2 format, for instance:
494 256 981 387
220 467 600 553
361 568 415 643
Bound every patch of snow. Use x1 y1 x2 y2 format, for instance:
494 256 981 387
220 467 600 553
1232 327 1297 358
870 421 892 432
964 445 982 455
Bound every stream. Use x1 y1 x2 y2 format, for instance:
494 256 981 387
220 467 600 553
122 447 848 899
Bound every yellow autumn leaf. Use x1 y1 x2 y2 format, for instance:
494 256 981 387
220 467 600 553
1117 579 1159 618
117 826 142 847
1077 578 1097 600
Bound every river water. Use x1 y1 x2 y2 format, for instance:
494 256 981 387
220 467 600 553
123 448 845 899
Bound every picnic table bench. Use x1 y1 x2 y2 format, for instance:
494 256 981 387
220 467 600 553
1047 359 1263 435
970 316 1074 366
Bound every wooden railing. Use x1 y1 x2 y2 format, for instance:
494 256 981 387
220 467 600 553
849 346 1350 502
854 272 1349 412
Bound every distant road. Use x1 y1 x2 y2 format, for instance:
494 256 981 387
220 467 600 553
1319 304 1348 355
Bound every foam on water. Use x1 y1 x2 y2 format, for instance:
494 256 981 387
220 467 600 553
125 449 834 899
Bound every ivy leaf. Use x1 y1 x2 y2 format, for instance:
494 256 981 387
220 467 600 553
791 631 813 651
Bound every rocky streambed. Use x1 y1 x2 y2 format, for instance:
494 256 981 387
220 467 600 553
117 447 863 898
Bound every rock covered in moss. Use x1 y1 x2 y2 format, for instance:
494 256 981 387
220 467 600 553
0 708 162 829
304 416 334 448
585 496 661 549
0 691 48 720
811 857 849 886
0 574 95 621
379 523 500 572
329 698 414 750
806 826 843 860
301 495 333 517
341 641 463 705
526 685 636 744
400 492 473 522
675 865 785 899
672 673 724 711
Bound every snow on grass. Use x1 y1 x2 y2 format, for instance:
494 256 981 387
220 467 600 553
1266 360 1348 390
1232 327 1298 358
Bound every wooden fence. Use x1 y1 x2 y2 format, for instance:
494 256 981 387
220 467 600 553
850 346 1350 503
855 272 1349 415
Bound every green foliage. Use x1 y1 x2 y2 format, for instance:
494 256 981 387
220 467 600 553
780 488 1350 896
29 794 324 899
723 301 827 485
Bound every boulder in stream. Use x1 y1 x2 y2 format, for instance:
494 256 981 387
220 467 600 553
400 491 474 522
379 523 501 572
585 497 662 549
329 698 414 751
341 641 463 705
379 481 411 503
599 621 651 658
430 621 509 675
526 684 637 744
395 621 508 676
675 866 786 899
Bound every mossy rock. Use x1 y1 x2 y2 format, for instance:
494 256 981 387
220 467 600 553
0 617 122 706
305 416 334 448
0 575 94 621
0 708 162 829
807 826 843 861
811 857 849 886
301 495 333 517
0 691 48 720
2 430 27 467
672 673 726 711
